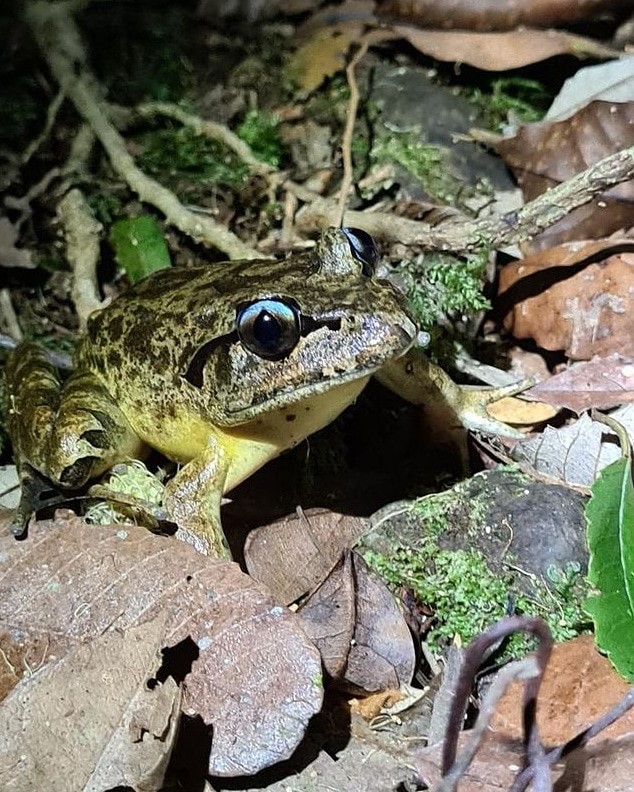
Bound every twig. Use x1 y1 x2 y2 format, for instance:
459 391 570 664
20 89 65 168
334 38 371 227
57 188 104 327
432 657 540 792
297 144 634 252
26 0 262 261
133 101 275 176
0 290 23 342
440 617 553 782
509 686 634 792
335 30 395 228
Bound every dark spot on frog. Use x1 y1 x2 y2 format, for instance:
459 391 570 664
285 414 296 422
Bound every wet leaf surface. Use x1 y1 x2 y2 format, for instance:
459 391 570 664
0 516 323 779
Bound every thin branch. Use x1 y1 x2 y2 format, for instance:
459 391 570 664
133 101 274 176
297 144 634 253
57 188 104 327
432 657 540 792
0 290 23 342
26 0 262 261
440 617 553 777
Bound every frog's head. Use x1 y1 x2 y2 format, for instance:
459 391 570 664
184 227 418 425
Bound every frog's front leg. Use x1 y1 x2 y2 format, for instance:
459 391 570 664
162 434 231 560
5 342 143 533
375 345 530 440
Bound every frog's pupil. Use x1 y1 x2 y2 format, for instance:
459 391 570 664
254 310 280 348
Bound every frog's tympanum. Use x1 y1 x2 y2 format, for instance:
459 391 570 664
5 227 523 558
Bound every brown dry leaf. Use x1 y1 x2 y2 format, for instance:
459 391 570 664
498 239 634 359
0 516 323 778
350 688 405 720
297 551 356 679
0 613 179 791
298 550 415 692
496 101 634 249
394 26 617 72
525 354 634 412
380 0 630 31
345 552 416 693
244 508 368 605
288 21 361 93
490 634 634 744
485 395 558 425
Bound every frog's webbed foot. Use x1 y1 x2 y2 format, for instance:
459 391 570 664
163 436 232 560
451 379 534 439
376 348 532 441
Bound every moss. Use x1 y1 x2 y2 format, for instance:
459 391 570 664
402 249 490 332
237 110 283 167
136 125 250 193
371 132 466 205
362 485 590 655
463 77 550 131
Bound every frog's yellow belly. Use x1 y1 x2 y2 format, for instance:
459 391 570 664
128 376 370 493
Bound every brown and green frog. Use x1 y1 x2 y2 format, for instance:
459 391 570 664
4 227 524 557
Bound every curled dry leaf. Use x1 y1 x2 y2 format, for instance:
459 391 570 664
545 58 634 122
299 550 415 693
394 26 618 72
496 101 634 249
499 239 634 360
379 0 631 31
244 508 368 605
0 517 323 779
525 354 634 412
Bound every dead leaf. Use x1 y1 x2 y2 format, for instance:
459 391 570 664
350 688 405 720
345 552 416 693
490 635 634 744
0 614 180 792
298 550 416 692
416 729 634 791
496 101 634 249
0 216 34 268
512 404 634 487
0 517 323 778
485 395 558 426
288 21 360 93
498 239 634 359
297 551 356 680
546 58 634 121
395 26 618 72
525 354 634 412
244 508 368 605
380 0 631 31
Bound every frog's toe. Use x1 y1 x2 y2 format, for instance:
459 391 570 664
457 377 535 439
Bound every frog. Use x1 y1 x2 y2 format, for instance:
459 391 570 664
4 227 525 558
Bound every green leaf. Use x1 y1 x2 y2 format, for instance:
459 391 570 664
585 455 634 681
109 215 171 284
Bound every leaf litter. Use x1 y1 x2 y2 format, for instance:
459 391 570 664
0 516 323 781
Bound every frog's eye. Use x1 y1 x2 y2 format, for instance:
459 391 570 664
341 227 380 275
237 298 301 360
